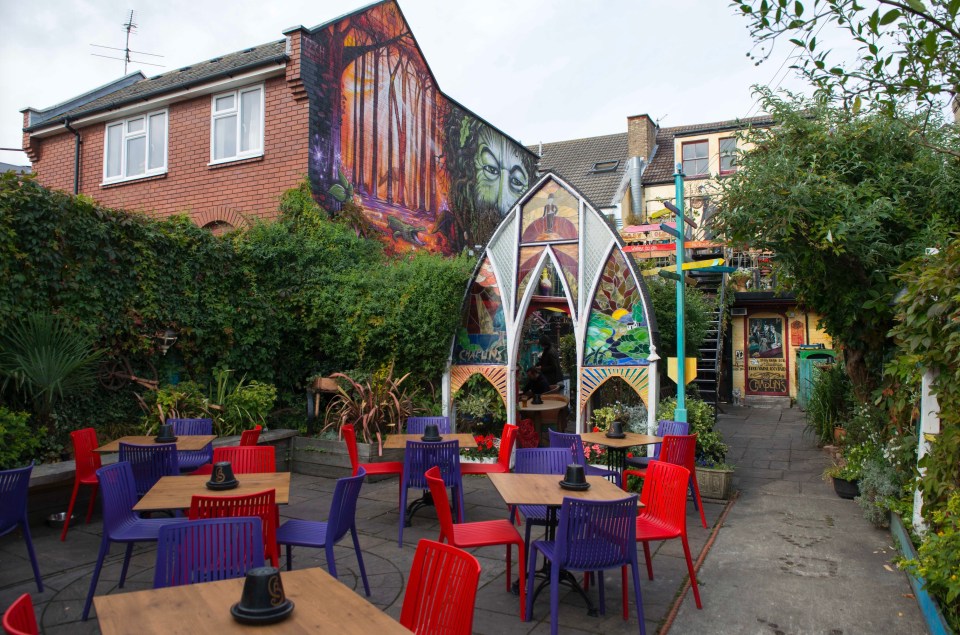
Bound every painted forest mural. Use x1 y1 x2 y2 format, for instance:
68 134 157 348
304 1 537 255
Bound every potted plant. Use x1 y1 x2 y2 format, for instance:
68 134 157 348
460 433 500 464
729 268 752 292
292 366 414 478
823 461 861 499
659 396 735 500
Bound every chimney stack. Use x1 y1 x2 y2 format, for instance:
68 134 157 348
627 114 657 160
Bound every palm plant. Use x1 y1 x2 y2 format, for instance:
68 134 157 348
322 365 417 449
0 314 103 433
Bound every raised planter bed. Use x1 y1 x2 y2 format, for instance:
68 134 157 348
696 466 734 501
291 436 403 480
889 513 953 635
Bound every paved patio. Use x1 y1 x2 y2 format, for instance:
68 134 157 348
0 404 927 633
0 454 723 634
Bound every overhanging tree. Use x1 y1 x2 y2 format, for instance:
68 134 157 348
733 0 959 156
715 92 960 398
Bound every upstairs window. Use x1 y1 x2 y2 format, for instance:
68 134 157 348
719 137 737 175
103 110 167 183
681 140 709 177
211 85 264 163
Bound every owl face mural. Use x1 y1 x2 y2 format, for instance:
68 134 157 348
474 126 531 215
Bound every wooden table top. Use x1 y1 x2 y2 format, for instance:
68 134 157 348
95 566 411 635
579 432 662 449
95 435 217 453
488 473 636 507
382 433 476 449
133 472 291 512
517 396 569 413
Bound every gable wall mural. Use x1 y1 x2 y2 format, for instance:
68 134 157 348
303 1 537 255
444 173 659 433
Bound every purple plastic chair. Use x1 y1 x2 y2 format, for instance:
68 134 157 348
153 517 265 588
625 420 690 470
0 463 43 592
525 496 644 635
276 467 370 596
512 448 574 550
167 417 214 472
399 440 464 547
82 462 171 620
405 416 451 434
549 430 621 487
118 442 179 498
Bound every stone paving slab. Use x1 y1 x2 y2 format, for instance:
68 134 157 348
1 463 723 634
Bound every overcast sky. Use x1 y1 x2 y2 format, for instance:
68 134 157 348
0 0 822 166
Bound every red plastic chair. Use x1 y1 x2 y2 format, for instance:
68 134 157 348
622 460 703 617
399 539 481 635
189 489 280 568
425 466 526 619
239 425 262 446
622 434 708 529
460 424 517 476
191 446 276 476
343 423 403 503
2 593 38 635
61 427 101 541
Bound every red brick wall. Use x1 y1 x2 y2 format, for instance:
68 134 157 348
28 73 308 228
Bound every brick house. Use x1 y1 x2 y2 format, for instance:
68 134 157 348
22 0 535 252
536 114 834 407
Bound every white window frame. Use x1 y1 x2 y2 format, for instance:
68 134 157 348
209 84 265 165
101 109 168 185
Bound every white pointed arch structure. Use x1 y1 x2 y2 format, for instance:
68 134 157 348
442 173 659 433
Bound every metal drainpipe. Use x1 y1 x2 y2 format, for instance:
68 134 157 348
63 118 81 194
628 156 645 220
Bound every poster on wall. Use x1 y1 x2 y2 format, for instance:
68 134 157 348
745 316 788 395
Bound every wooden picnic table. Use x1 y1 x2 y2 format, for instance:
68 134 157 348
95 566 411 634
132 473 291 512
94 435 217 453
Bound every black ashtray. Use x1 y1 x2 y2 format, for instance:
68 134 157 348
154 435 178 443
421 424 442 442
155 424 176 443
605 431 626 439
231 567 295 625
605 422 626 438
206 461 239 490
559 464 589 490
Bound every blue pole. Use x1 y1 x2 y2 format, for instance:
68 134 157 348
673 163 687 423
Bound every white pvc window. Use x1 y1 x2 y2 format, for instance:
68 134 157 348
103 110 167 183
210 85 264 163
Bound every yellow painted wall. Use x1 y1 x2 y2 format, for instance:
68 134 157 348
731 310 833 399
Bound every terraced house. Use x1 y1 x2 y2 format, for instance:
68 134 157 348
536 114 834 408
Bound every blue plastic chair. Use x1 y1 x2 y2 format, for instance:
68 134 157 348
525 496 644 635
548 430 621 487
118 442 179 499
0 463 43 592
82 462 171 620
625 420 690 469
276 467 371 596
405 416 451 434
512 448 574 551
153 517 265 588
399 440 464 547
167 417 214 472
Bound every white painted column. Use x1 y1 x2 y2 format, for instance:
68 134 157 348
912 367 941 533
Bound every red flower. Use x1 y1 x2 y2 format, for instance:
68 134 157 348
485 439 494 450
627 452 634 458
592 426 600 433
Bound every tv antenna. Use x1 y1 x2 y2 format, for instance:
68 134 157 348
91 10 164 74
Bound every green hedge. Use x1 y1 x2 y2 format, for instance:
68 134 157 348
0 174 472 439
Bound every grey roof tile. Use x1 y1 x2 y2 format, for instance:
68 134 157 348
25 41 287 131
529 132 628 209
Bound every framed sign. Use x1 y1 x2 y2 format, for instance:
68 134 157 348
745 314 789 395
